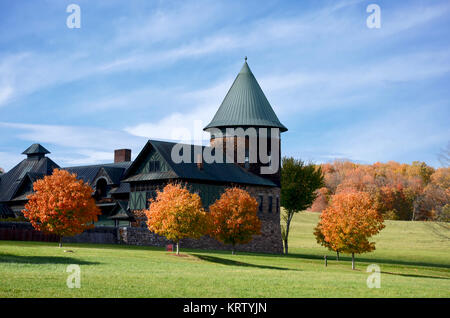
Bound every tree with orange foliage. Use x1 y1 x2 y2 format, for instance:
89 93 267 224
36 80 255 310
314 191 385 269
144 183 209 255
209 187 261 255
23 169 100 247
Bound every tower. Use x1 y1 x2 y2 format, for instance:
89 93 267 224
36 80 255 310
204 59 287 186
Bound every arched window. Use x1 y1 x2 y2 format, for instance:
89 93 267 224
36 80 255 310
95 178 107 199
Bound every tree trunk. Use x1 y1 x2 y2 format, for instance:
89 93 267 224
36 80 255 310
336 251 339 261
232 244 235 255
283 212 293 254
176 241 179 255
351 253 355 270
283 238 289 255
59 236 62 248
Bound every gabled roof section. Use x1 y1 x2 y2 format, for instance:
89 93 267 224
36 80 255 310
108 201 132 220
64 161 132 185
11 172 45 201
0 157 59 202
204 60 287 132
124 140 276 187
22 144 50 156
123 140 175 179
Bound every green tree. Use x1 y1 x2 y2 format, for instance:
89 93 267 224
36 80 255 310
281 157 324 254
409 161 434 185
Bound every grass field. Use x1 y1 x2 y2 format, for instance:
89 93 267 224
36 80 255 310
0 212 449 297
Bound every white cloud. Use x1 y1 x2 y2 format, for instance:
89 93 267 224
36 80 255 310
124 81 230 143
0 152 24 172
0 85 13 105
0 122 149 168
302 104 450 165
53 149 120 166
0 122 145 151
1 0 449 108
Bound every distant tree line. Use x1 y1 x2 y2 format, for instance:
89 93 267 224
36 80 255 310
309 160 450 222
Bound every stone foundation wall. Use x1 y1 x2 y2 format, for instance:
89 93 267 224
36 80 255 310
122 184 283 254
119 215 282 254
123 210 283 254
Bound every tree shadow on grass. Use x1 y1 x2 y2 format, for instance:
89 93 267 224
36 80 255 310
423 222 450 240
0 253 100 265
381 271 450 280
287 253 450 270
192 254 300 271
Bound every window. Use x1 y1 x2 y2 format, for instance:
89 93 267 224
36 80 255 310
95 178 107 199
276 197 280 213
268 196 273 213
258 195 263 212
244 148 250 169
149 160 160 172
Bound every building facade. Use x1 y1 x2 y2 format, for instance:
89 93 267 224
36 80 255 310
0 60 287 253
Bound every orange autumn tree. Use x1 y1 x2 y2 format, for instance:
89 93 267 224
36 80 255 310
144 183 209 255
209 187 261 255
23 169 100 247
314 191 385 269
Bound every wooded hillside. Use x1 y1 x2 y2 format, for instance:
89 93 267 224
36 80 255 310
309 161 449 221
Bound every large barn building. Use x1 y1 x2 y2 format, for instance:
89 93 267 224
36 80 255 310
0 60 287 253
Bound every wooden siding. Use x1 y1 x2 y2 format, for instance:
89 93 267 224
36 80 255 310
135 149 170 174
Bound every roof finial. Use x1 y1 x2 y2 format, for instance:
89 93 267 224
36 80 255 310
245 56 247 62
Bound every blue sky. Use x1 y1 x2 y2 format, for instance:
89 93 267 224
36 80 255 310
0 0 449 171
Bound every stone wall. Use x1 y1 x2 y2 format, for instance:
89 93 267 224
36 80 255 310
119 215 282 254
122 185 283 254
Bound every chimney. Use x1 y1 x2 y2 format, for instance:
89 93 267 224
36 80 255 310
114 149 131 163
196 153 203 170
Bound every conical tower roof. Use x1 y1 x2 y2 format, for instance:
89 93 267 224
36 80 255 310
204 60 287 132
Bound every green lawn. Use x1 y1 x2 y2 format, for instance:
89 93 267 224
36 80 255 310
0 212 449 297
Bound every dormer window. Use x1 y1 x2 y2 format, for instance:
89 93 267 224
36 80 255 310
95 178 107 199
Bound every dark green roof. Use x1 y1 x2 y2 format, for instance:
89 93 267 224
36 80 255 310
0 156 59 202
108 201 132 220
22 144 50 155
204 61 287 132
64 161 132 185
124 140 277 187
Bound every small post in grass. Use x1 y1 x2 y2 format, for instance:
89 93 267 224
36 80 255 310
352 253 355 270
324 255 327 267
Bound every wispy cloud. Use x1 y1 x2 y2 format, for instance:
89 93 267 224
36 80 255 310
1 0 449 170
0 122 148 168
2 0 449 107
0 122 145 150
